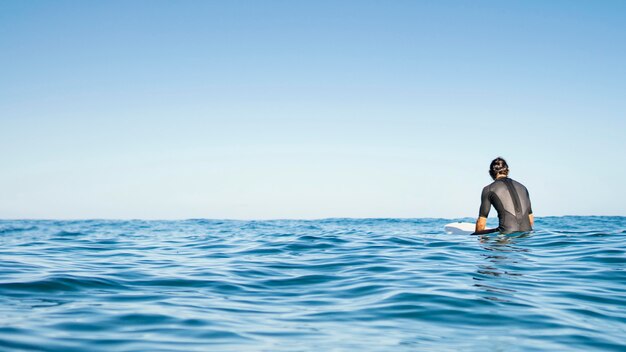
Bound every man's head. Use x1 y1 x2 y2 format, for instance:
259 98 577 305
489 157 509 180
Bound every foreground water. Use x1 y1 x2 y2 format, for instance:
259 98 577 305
1 217 625 351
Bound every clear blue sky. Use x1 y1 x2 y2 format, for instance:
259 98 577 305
1 0 625 219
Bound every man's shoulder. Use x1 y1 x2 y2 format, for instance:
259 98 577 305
509 178 528 189
482 182 496 193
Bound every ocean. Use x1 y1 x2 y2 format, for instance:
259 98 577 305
1 217 625 351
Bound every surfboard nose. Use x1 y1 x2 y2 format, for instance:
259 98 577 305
444 222 475 235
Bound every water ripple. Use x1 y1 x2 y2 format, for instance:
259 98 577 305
0 217 625 351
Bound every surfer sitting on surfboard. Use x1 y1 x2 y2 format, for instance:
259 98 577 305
475 157 534 234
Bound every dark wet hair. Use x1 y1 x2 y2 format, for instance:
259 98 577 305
489 157 509 180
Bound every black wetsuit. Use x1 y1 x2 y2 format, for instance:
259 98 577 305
479 177 533 234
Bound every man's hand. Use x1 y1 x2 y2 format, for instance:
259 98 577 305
475 217 487 232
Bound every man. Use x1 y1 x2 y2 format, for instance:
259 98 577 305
475 157 534 234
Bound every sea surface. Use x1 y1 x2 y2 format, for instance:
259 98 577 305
1 217 625 351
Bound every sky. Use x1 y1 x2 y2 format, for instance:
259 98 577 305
1 0 625 219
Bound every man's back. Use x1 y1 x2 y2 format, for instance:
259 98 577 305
479 177 533 233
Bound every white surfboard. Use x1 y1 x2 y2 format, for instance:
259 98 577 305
444 222 475 235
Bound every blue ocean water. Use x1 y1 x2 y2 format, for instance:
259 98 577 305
0 217 625 352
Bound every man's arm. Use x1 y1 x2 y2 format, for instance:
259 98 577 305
476 187 491 232
526 188 534 229
475 216 487 232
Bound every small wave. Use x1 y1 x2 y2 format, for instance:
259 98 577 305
53 230 86 237
0 275 128 292
261 274 342 288
0 225 38 234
